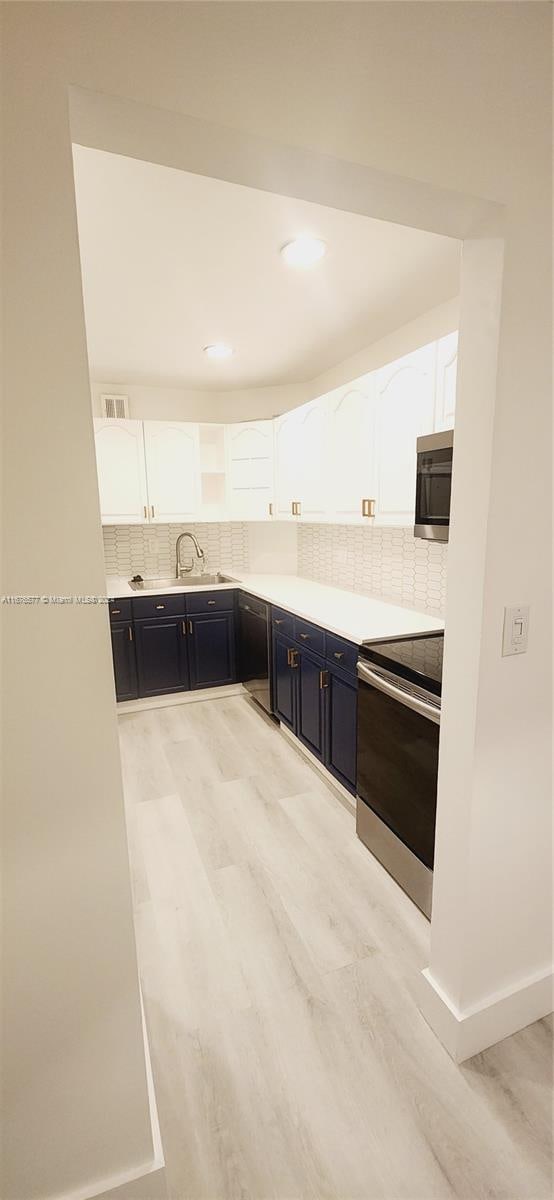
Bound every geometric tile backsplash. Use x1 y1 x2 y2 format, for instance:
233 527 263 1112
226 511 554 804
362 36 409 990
298 523 448 617
103 520 447 618
103 522 250 579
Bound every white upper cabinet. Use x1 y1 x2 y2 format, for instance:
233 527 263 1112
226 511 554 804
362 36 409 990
93 418 148 525
142 421 200 522
327 376 377 523
434 331 458 431
225 421 274 520
375 343 436 525
274 407 303 519
295 400 329 520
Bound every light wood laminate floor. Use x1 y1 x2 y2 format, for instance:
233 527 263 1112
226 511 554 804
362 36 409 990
119 695 553 1200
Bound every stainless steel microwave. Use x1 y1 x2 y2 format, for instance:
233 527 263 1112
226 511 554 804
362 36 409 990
414 430 453 541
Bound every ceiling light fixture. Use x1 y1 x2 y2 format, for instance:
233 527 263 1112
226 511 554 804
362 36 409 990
203 343 234 360
280 235 327 268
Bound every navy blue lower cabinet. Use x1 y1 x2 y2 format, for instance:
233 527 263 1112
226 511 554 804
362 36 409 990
135 617 189 697
273 631 296 728
188 611 236 689
324 664 358 794
110 621 138 701
297 646 326 763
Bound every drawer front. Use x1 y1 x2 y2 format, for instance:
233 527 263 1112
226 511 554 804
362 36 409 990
239 592 268 620
132 593 187 620
186 589 236 615
293 616 326 656
271 606 294 638
108 597 132 623
326 632 359 676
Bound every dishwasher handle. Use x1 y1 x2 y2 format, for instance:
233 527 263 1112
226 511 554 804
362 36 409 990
357 660 441 725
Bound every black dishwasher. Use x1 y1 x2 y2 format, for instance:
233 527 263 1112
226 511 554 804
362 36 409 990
238 592 273 715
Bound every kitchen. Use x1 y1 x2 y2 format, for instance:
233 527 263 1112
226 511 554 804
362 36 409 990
76 145 458 921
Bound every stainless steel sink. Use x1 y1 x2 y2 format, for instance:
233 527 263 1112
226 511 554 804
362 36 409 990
128 572 233 591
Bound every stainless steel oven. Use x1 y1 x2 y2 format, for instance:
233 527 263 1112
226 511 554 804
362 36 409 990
356 634 443 918
415 430 453 541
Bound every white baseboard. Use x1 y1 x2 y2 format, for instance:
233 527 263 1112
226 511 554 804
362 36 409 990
117 683 245 714
279 724 356 816
416 963 554 1062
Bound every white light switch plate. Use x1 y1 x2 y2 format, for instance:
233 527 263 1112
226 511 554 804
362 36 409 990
502 605 530 656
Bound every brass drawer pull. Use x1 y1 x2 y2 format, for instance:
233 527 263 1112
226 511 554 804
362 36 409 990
300 633 309 640
111 608 121 615
334 651 344 660
274 618 284 625
207 600 216 606
155 604 165 610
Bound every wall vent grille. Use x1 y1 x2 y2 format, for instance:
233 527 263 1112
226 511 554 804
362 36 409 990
101 393 129 419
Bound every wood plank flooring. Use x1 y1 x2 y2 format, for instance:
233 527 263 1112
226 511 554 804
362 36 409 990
119 695 553 1200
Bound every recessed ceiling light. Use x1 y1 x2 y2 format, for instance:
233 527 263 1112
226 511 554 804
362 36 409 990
203 343 234 360
280 235 327 268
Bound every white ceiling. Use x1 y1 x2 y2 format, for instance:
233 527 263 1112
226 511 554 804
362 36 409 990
72 145 460 391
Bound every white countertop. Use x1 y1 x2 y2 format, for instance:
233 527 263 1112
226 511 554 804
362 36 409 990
106 572 443 646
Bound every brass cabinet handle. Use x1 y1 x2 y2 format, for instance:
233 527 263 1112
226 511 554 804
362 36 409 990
319 670 329 689
155 604 165 610
362 498 375 518
334 651 344 660
181 621 187 636
128 626 133 642
189 619 193 634
268 502 273 516
207 600 216 606
151 504 155 518
291 500 302 516
143 505 148 519
112 608 121 615
289 648 299 668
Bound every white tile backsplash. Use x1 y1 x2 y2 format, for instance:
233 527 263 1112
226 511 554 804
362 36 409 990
298 523 448 616
103 522 250 578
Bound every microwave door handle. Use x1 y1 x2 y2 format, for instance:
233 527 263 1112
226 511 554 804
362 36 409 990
357 661 441 725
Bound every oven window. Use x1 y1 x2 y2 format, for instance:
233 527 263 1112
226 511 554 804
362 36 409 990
416 447 452 526
357 680 439 868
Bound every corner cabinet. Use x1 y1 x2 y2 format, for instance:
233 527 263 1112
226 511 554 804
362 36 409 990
272 611 358 794
94 419 148 525
225 421 275 520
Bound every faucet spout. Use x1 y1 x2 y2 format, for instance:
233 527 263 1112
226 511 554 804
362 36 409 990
176 531 205 578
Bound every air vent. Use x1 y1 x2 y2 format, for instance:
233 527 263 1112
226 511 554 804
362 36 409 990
101 393 129 419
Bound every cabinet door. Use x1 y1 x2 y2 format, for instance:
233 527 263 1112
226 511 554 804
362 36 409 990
297 647 326 762
296 400 329 521
94 419 148 525
188 612 236 689
375 343 435 525
273 409 302 519
226 422 274 520
327 377 376 522
325 667 357 794
434 332 458 431
135 617 189 697
110 622 138 701
272 631 296 728
143 421 200 522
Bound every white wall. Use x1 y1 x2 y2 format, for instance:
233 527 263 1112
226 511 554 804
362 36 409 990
91 296 459 422
1 5 551 1198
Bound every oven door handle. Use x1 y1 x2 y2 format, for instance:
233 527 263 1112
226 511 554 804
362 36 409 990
357 661 441 725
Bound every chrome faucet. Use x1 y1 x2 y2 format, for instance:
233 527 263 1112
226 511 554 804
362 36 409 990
176 531 205 578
